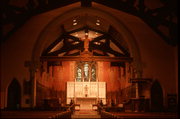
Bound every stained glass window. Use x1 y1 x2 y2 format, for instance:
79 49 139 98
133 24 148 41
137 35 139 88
76 65 82 82
91 64 96 81
84 63 89 82
76 62 96 82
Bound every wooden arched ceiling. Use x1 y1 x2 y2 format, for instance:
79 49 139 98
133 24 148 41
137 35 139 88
1 0 177 46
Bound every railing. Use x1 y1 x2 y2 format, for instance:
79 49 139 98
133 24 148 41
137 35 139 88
67 103 75 113
48 111 72 119
120 84 136 102
100 110 116 118
97 104 104 113
97 104 117 118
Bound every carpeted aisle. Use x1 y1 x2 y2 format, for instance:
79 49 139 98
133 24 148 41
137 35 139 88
71 110 101 119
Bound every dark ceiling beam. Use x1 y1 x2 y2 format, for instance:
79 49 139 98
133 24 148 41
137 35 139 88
43 24 79 56
106 47 126 57
65 34 81 42
90 43 125 57
43 24 129 57
42 37 64 55
141 13 177 45
43 35 83 56
41 55 133 62
1 0 80 41
26 0 80 15
93 52 107 56
92 34 107 42
42 25 67 55
47 47 66 56
2 0 177 46
107 26 130 56
92 0 177 46
144 18 177 46
65 51 80 56
47 43 82 56
107 34 130 57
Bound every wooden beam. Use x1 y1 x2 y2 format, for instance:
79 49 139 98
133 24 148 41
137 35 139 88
90 43 125 57
40 56 133 62
65 34 81 42
93 52 107 56
42 35 64 55
108 26 130 56
47 43 83 56
91 34 107 42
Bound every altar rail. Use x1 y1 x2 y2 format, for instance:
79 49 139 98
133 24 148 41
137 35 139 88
49 104 74 119
48 111 71 119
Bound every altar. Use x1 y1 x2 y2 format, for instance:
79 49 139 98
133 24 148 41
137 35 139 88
76 97 97 110
67 82 106 110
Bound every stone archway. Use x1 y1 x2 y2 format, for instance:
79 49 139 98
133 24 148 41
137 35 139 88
7 79 21 110
150 80 164 112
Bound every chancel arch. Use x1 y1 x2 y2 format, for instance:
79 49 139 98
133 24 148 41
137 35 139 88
31 6 143 111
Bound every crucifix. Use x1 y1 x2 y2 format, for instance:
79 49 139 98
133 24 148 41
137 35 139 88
84 34 90 52
80 30 93 57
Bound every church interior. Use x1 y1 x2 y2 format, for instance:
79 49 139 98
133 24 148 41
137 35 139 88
0 0 178 118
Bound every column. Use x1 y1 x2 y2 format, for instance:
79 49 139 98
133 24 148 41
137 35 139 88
27 61 39 108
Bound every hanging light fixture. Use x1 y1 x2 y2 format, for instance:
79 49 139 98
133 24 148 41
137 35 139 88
96 19 100 26
73 18 77 26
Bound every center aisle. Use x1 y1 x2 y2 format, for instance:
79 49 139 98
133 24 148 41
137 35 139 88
71 110 101 119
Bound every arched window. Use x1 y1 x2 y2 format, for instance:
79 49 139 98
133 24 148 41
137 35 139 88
76 64 82 82
91 64 96 82
76 62 96 82
84 63 89 82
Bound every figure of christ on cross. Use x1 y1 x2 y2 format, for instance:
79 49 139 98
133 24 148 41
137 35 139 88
84 34 90 52
80 34 93 57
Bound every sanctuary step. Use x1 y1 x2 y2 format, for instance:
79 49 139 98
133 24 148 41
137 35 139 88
71 110 101 119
